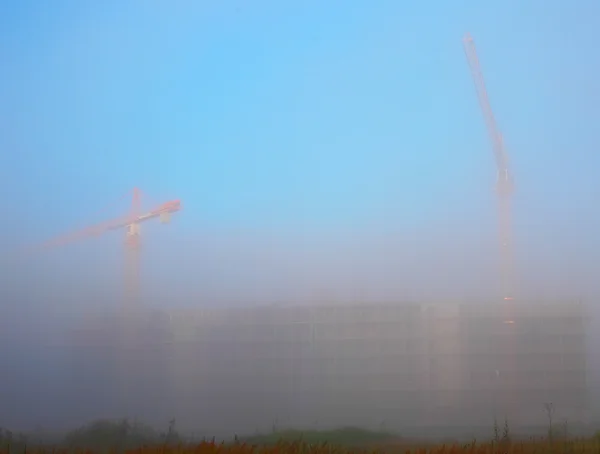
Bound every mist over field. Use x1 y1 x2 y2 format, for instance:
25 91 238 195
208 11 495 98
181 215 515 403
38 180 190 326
0 225 599 437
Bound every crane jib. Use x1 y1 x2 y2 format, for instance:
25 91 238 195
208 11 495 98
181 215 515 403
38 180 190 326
96 202 181 232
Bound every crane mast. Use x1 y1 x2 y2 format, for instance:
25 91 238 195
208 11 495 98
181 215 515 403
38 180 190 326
463 33 515 302
27 187 181 419
125 187 142 315
463 33 518 423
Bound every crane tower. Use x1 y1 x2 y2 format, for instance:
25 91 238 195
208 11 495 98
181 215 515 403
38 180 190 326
463 33 518 421
27 187 181 418
463 33 515 302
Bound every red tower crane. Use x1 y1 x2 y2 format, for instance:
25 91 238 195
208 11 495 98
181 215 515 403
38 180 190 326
463 32 518 422
26 187 182 314
23 187 181 419
463 33 515 302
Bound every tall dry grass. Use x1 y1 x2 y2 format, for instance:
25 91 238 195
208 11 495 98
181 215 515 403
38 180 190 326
1 437 599 454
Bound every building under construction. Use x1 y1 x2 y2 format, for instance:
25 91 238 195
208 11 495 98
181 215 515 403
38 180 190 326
68 299 589 437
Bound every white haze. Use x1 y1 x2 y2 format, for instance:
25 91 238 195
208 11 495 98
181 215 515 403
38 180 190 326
0 222 599 436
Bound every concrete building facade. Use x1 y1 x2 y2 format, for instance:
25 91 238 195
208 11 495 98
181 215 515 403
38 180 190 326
68 300 589 437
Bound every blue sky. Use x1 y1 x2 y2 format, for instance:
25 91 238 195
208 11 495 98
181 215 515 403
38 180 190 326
1 0 600 306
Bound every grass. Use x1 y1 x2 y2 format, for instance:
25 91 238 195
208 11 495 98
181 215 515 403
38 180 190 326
237 427 397 447
1 421 600 454
1 437 600 454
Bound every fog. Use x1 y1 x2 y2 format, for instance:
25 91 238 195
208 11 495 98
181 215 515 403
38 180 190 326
0 223 599 439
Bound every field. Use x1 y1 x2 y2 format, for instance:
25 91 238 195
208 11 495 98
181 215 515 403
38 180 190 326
2 424 600 454
1 437 600 454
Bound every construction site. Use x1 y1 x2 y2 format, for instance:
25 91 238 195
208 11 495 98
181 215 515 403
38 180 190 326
28 34 590 436
67 299 588 437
